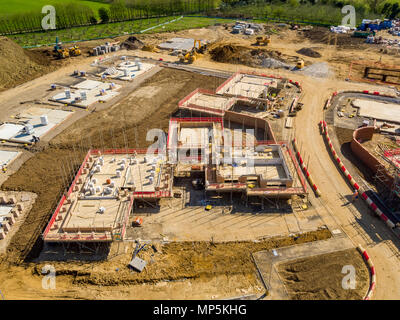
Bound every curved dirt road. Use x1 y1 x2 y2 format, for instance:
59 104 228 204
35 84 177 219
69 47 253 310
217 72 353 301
295 77 400 299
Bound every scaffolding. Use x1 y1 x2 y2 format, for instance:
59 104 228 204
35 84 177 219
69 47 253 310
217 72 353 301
373 151 400 215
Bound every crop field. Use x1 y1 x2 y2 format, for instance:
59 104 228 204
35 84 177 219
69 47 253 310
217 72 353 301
0 0 109 17
8 16 236 48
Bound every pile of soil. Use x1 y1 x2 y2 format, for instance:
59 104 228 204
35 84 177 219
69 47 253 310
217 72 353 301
209 44 251 64
296 47 321 58
209 44 299 69
302 27 365 48
278 248 370 300
31 229 331 287
121 36 144 50
0 37 58 91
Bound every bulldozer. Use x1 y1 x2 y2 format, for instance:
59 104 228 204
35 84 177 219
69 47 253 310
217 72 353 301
68 45 81 56
56 48 70 59
255 36 271 46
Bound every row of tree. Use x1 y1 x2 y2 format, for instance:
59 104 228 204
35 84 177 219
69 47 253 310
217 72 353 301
0 0 220 35
0 3 97 35
221 0 400 17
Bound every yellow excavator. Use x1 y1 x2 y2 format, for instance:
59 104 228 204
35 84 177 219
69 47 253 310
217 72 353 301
56 48 70 59
179 39 207 64
255 36 271 46
68 45 81 56
179 50 198 63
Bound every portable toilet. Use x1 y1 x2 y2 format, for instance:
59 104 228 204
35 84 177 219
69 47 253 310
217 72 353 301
65 90 71 99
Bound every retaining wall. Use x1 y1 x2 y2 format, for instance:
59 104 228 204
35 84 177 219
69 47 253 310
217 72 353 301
351 126 394 187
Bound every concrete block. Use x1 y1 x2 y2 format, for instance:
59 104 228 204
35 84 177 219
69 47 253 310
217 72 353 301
0 196 7 204
17 203 24 211
0 229 5 240
2 222 10 232
7 215 15 225
12 210 19 219
56 214 63 221
51 223 58 230
129 256 147 272
8 196 16 204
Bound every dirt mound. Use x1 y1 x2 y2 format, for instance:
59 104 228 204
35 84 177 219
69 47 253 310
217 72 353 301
209 43 299 69
0 37 58 91
209 44 250 64
296 47 321 58
121 36 144 50
302 27 365 48
278 248 370 300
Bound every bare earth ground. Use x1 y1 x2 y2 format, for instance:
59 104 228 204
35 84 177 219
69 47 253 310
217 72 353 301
0 68 224 264
278 248 369 300
0 230 330 300
0 24 399 299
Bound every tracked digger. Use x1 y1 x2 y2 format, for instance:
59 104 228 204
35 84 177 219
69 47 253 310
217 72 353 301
68 45 81 56
178 39 207 64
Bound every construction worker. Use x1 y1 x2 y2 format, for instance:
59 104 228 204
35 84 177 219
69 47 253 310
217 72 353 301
351 190 359 203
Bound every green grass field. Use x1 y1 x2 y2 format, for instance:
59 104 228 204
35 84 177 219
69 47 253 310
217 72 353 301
0 0 109 17
8 16 236 48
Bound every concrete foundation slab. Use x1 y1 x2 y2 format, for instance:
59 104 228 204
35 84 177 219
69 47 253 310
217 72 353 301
71 79 103 90
0 205 13 218
0 107 74 143
353 99 400 124
0 150 21 168
51 82 121 108
0 123 23 140
99 62 155 81
158 38 206 51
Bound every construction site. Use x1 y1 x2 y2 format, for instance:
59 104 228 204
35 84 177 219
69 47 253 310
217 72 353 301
0 19 400 301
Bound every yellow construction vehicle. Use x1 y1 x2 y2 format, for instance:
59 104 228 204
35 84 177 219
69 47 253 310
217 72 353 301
142 45 159 53
179 50 198 64
56 48 70 59
296 59 304 69
68 45 81 56
255 36 271 46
